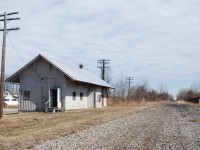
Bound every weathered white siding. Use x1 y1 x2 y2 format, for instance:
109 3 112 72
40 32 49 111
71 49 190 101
102 88 108 107
65 85 106 110
95 91 102 108
87 86 102 108
19 58 66 111
65 83 88 110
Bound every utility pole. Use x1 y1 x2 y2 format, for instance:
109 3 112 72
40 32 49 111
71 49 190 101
97 59 110 81
0 12 20 119
126 77 134 98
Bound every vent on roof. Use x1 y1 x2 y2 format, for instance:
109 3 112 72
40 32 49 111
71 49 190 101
79 63 83 69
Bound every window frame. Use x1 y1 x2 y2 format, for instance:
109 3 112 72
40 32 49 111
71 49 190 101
73 92 76 100
98 95 101 102
80 92 83 100
23 91 30 100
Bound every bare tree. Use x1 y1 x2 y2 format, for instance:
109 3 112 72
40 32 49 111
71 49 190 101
112 77 128 100
110 78 173 103
177 88 199 101
190 82 200 93
105 68 112 84
158 83 168 94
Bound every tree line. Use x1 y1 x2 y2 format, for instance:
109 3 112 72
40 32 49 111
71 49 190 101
110 78 174 102
176 82 200 101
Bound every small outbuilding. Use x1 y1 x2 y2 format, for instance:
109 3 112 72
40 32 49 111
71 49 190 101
189 96 200 104
6 54 113 112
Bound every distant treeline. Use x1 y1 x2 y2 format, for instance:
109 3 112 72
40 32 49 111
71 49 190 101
110 78 174 102
177 82 200 101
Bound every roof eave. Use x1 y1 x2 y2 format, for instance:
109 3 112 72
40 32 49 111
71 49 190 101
6 54 77 83
6 54 114 88
73 79 114 89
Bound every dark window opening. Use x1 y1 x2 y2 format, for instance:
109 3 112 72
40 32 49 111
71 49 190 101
80 92 83 100
23 91 30 100
73 92 76 100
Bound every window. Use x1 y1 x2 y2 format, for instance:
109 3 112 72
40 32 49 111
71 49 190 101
23 91 30 100
73 92 76 100
80 92 83 100
98 95 101 102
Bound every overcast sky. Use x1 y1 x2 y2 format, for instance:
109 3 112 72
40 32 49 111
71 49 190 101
0 0 200 98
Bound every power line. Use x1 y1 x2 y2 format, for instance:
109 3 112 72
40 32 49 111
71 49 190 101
97 59 110 81
7 34 26 63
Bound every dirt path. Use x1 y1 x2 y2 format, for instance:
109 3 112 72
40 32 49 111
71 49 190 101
34 103 200 150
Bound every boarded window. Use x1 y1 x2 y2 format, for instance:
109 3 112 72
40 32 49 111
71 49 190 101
23 91 30 100
73 92 76 100
80 92 83 100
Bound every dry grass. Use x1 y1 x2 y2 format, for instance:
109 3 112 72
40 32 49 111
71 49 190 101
176 100 187 104
188 119 200 122
176 100 200 108
0 101 162 150
190 102 200 107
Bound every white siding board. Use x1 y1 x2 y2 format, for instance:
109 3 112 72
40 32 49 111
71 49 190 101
102 89 108 107
87 86 103 108
95 92 102 108
65 83 88 110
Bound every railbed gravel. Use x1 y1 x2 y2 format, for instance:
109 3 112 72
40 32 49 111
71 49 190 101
33 103 200 150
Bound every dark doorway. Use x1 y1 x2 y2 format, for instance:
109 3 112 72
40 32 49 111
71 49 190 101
50 89 57 107
40 78 56 111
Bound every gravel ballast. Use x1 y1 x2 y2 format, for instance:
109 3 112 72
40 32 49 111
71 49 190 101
33 103 200 150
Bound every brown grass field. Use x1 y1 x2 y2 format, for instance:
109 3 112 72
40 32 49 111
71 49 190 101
0 101 164 150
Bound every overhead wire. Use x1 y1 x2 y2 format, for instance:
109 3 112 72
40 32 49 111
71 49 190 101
7 34 26 63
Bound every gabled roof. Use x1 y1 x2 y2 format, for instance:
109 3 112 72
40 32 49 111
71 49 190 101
6 54 113 88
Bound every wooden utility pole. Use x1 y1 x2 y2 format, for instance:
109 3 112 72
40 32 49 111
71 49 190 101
126 77 134 98
97 59 110 81
0 12 20 119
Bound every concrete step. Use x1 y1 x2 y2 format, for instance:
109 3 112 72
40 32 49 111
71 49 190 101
47 107 61 112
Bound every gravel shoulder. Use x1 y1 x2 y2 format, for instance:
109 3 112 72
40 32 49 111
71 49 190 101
33 103 200 150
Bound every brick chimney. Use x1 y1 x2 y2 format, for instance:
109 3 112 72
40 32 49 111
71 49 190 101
79 63 83 69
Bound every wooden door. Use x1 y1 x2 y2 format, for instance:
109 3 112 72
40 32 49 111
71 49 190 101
40 78 56 111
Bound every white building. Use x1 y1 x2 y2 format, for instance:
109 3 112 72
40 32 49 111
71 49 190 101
3 91 18 106
6 54 113 112
4 91 14 100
